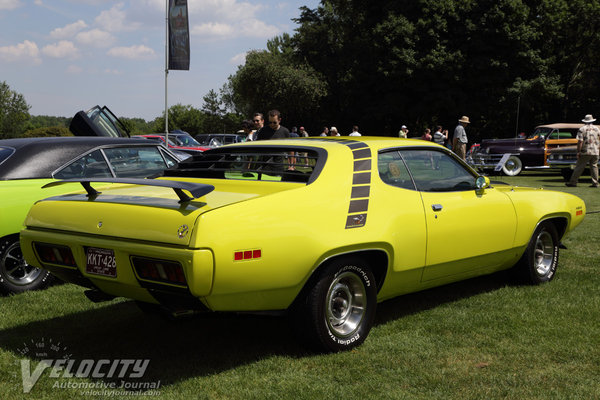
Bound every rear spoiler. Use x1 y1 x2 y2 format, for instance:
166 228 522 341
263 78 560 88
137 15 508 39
42 178 214 203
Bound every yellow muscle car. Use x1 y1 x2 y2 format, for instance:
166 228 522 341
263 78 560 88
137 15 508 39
20 138 585 352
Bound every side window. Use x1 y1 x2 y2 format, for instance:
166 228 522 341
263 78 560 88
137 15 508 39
378 151 416 190
54 150 112 179
104 147 170 178
400 149 476 192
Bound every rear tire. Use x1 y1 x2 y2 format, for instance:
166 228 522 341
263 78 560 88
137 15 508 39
514 222 559 284
0 237 54 295
290 257 377 352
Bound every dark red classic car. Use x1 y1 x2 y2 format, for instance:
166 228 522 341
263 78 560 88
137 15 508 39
468 123 583 175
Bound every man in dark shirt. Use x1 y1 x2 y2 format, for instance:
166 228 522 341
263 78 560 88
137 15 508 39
255 109 290 140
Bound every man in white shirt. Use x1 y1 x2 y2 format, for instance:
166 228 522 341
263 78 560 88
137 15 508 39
349 125 361 136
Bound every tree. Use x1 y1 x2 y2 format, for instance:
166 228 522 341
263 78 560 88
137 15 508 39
227 43 327 132
22 126 72 137
286 0 600 138
0 81 31 138
150 104 206 135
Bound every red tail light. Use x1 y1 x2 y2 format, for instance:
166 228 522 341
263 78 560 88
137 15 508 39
131 256 187 287
34 242 77 268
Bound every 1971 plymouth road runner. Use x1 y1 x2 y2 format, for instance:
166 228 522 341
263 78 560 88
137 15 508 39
20 138 585 351
468 123 584 176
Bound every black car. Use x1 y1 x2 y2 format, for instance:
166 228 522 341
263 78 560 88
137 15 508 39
468 123 581 176
0 137 183 295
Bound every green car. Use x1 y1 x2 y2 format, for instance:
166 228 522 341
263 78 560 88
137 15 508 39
0 136 181 294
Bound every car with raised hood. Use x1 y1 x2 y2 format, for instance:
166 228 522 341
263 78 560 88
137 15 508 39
0 105 185 295
20 137 585 351
468 123 586 176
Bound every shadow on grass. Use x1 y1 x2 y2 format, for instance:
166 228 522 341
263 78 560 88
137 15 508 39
374 270 511 326
0 270 514 387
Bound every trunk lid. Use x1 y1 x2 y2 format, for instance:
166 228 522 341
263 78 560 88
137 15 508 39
25 178 300 246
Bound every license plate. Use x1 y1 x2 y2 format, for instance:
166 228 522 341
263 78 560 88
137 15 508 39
86 247 116 277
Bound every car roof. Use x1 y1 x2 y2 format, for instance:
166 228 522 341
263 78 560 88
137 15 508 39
535 123 586 129
0 136 165 180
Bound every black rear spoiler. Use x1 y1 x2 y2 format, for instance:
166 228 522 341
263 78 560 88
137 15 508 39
42 178 214 203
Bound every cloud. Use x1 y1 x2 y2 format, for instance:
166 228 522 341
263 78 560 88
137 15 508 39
95 2 141 32
0 40 41 64
0 0 23 10
42 41 79 59
191 22 234 38
188 0 279 40
230 51 247 65
107 44 156 60
50 20 88 39
66 65 83 74
75 29 116 47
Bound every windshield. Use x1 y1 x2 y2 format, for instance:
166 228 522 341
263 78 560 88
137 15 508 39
528 128 552 139
196 135 212 145
175 135 201 147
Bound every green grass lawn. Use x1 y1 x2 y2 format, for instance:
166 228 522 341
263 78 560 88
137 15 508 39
1 171 599 399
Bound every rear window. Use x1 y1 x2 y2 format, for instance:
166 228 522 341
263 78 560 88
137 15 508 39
0 146 15 164
164 147 324 183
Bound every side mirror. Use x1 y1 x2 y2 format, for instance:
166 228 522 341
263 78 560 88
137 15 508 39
476 176 490 190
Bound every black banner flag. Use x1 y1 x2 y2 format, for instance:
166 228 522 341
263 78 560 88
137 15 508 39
168 0 190 70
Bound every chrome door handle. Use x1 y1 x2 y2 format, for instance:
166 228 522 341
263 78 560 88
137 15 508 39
431 204 443 212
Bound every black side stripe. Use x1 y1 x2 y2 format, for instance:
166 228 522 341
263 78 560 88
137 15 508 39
298 138 372 229
343 141 371 229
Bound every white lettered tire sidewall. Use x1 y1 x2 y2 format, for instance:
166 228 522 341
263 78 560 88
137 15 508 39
312 259 377 352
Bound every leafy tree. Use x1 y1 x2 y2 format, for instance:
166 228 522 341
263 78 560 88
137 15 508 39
120 117 153 135
0 81 31 138
227 36 328 132
22 126 72 137
151 104 206 135
286 0 600 138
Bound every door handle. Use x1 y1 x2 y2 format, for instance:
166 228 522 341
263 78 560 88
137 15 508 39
431 204 443 212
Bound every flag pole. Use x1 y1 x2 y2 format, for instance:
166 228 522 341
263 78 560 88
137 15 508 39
164 0 169 139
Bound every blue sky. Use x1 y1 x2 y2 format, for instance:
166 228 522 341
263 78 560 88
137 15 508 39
0 0 320 120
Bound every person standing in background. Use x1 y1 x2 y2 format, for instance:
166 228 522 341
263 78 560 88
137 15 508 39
452 116 470 160
566 114 600 187
349 125 361 136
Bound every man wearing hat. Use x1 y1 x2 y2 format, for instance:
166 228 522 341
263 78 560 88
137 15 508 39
566 114 600 187
399 125 409 138
453 116 470 160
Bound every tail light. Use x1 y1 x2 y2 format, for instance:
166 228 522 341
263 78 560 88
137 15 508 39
131 256 187 287
34 242 77 268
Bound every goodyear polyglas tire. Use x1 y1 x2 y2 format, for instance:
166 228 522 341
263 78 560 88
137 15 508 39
291 257 377 352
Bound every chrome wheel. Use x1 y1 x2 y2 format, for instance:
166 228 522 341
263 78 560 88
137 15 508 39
502 156 523 176
1 241 43 287
533 231 555 277
325 271 367 337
